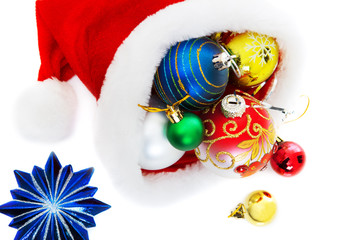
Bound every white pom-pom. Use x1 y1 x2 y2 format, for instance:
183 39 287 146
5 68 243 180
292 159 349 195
14 78 77 142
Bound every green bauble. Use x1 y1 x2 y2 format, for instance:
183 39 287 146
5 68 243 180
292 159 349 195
166 112 204 151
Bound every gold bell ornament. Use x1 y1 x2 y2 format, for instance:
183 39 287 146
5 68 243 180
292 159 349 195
228 190 277 226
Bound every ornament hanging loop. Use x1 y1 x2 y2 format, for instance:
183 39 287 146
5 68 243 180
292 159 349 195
260 95 310 123
238 90 310 123
282 95 310 124
138 95 190 123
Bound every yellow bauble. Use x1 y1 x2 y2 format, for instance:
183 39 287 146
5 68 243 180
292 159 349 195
228 190 277 226
218 31 279 87
244 190 277 226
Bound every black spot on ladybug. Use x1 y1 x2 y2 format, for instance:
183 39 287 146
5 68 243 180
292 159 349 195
297 155 304 164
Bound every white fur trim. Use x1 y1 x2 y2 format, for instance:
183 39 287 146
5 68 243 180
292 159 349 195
95 0 302 204
15 79 77 142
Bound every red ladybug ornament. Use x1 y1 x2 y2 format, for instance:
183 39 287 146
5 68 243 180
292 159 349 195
270 140 306 177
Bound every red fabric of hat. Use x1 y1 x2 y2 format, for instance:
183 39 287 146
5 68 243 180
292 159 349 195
36 0 183 100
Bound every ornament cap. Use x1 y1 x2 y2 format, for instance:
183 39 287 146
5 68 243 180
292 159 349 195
212 52 235 71
228 203 246 219
221 93 246 118
212 43 242 78
166 106 183 124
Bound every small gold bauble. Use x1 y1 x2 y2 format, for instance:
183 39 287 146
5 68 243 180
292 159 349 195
229 190 277 226
224 32 279 88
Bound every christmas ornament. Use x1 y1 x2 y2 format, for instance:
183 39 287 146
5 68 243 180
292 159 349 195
195 90 276 178
139 112 185 170
153 37 231 111
228 190 276 226
214 31 279 90
270 138 306 177
0 152 110 240
139 95 205 152
166 112 204 151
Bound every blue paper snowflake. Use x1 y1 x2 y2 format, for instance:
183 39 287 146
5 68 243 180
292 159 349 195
0 152 110 240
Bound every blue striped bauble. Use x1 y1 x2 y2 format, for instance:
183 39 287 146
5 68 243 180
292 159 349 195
154 37 229 111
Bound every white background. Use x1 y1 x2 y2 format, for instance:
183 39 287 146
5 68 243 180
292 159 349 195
1 0 359 239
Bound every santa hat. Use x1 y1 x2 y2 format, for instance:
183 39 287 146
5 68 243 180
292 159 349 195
15 0 302 204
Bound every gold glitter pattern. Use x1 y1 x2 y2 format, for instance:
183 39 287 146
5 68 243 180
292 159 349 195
195 92 276 170
203 119 216 137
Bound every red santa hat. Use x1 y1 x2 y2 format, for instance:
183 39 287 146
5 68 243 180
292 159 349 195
15 0 302 204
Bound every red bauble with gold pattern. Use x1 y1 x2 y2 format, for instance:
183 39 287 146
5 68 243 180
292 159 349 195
195 89 276 178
